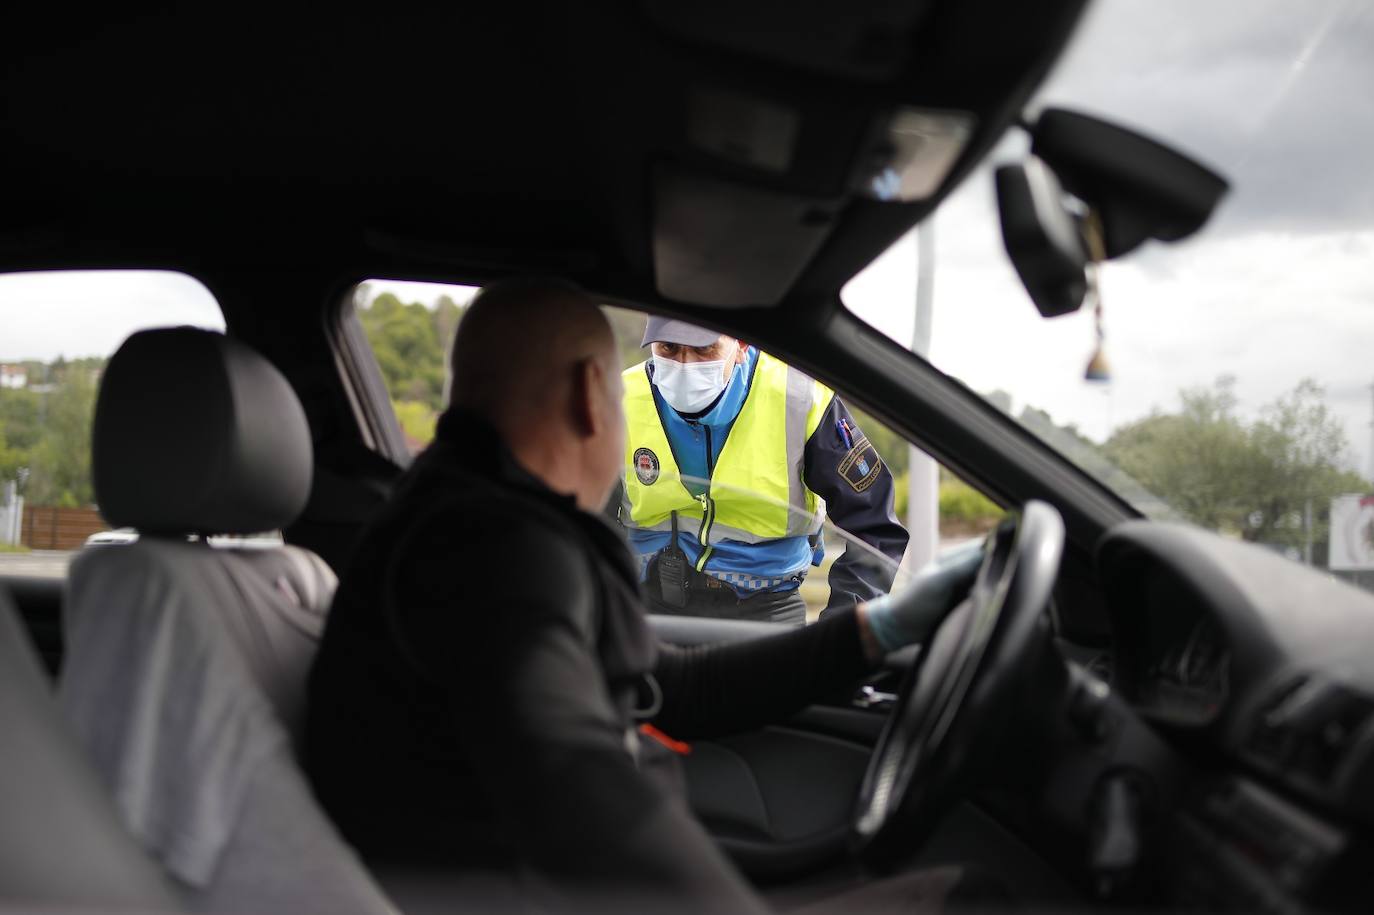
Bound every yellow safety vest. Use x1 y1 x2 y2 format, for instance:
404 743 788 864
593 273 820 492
621 352 833 571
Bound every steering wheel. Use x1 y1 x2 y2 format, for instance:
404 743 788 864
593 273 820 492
851 500 1065 871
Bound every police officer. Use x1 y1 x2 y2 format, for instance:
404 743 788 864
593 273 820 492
620 317 909 624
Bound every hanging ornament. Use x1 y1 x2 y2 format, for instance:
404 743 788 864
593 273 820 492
1082 210 1111 383
1084 295 1111 382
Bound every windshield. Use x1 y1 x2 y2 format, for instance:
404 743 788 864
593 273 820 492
844 0 1374 583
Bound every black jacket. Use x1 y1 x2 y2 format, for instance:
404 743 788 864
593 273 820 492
305 409 874 906
804 396 910 612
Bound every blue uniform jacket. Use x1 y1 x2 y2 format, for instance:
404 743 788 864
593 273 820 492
625 347 909 613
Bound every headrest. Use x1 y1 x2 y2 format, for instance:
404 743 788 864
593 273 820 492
93 327 312 535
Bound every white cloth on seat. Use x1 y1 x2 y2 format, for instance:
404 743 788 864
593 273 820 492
0 588 180 910
59 538 395 915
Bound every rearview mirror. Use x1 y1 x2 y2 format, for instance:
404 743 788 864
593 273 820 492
996 108 1229 318
1031 108 1229 260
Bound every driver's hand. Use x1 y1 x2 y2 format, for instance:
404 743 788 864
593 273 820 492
857 540 984 659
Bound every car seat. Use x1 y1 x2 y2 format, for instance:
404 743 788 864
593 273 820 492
0 584 180 910
58 327 395 915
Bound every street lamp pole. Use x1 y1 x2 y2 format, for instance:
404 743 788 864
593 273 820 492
906 221 940 572
1367 382 1374 486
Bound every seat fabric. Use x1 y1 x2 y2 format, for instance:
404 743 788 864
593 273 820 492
59 327 396 915
63 540 395 914
0 586 180 910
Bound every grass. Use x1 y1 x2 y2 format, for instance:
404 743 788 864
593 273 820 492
0 542 31 553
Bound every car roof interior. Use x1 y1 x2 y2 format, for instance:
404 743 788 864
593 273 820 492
3 2 1084 303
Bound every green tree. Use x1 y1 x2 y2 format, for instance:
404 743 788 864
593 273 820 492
1021 400 1176 517
1104 377 1367 550
358 291 469 451
1242 380 1368 549
0 387 42 483
1103 378 1252 530
893 469 1003 533
433 295 464 368
392 399 438 448
358 292 451 412
25 363 99 507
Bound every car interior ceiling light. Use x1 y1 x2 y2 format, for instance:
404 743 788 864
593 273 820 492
859 108 976 203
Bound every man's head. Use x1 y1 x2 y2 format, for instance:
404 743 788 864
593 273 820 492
448 278 624 511
640 317 747 414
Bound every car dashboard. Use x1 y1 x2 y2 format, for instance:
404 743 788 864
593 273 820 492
1093 520 1374 909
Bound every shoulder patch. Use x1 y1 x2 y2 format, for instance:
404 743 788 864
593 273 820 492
838 437 882 493
633 447 660 485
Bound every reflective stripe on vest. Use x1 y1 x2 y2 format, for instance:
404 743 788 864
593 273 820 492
621 352 833 558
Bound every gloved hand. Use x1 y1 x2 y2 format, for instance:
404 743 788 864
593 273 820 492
860 540 985 656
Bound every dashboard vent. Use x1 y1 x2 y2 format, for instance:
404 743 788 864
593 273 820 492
1248 676 1374 789
1248 676 1309 762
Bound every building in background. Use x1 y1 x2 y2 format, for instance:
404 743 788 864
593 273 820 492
0 364 27 389
1330 495 1374 572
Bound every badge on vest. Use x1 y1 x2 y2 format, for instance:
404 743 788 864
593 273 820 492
839 437 882 493
633 447 661 485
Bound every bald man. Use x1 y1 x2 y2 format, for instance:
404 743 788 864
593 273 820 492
305 278 983 912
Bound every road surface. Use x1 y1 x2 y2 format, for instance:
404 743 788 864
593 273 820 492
0 550 72 579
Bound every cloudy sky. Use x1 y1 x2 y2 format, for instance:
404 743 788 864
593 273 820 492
847 0 1374 480
3 0 1372 489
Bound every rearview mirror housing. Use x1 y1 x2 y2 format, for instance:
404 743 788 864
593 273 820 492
996 108 1229 318
1031 108 1230 260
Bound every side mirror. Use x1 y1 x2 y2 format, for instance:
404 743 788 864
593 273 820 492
997 108 1229 318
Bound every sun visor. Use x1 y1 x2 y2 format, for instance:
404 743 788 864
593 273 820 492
652 166 840 307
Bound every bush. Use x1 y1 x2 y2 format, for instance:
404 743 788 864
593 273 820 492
393 399 438 451
940 479 1002 522
893 471 1002 530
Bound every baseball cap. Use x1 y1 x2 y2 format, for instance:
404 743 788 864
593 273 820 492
640 316 722 348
